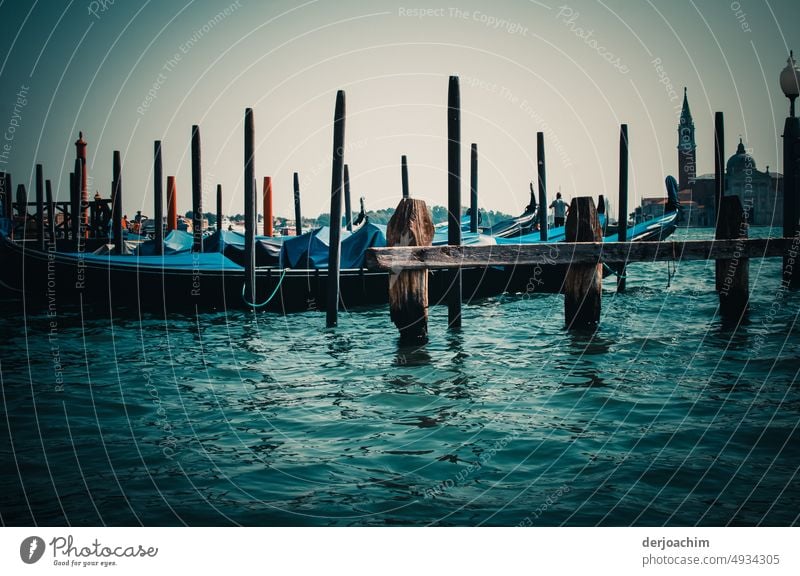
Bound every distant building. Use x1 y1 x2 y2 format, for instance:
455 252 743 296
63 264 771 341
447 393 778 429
674 89 783 227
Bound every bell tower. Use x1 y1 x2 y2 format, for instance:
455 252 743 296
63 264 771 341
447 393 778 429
677 87 696 190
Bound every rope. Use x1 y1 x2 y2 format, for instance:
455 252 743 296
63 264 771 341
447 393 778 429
241 268 287 308
602 262 627 279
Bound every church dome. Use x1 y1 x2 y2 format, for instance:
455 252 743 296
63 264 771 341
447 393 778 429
727 138 756 175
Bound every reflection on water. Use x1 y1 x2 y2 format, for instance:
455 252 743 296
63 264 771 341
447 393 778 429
0 229 799 526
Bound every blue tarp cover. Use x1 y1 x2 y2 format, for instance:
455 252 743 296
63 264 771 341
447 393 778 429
280 222 386 269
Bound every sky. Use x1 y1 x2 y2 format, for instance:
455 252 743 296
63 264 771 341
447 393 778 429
0 0 798 221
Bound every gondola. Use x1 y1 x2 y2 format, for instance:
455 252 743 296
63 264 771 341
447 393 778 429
499 176 682 293
0 177 681 313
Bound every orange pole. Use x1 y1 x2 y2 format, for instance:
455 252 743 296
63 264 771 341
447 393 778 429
167 176 177 232
75 132 89 237
263 176 273 236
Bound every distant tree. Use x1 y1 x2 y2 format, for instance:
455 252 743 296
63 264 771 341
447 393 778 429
313 205 515 227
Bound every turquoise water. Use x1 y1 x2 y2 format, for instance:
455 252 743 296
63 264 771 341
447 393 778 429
1 228 798 526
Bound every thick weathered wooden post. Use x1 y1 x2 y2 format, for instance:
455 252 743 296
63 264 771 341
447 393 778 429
344 164 353 231
537 131 548 241
617 124 629 292
112 151 123 254
191 125 203 252
326 90 346 328
166 176 177 232
244 108 256 304
401 155 409 199
46 180 56 243
216 184 223 236
470 143 478 233
447 75 462 329
564 197 602 330
263 176 273 236
293 172 302 236
153 141 164 255
75 132 89 238
716 195 749 318
35 163 44 250
388 198 435 342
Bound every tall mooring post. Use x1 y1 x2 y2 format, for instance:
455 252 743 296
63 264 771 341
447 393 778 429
75 132 89 238
244 108 256 305
783 106 800 288
447 76 462 329
714 112 727 291
537 132 548 242
326 90 346 328
191 125 203 253
216 184 223 238
470 143 478 234
35 163 44 250
617 124 629 292
72 158 83 250
112 151 123 254
153 141 164 255
263 176 273 236
564 197 602 330
401 155 409 199
45 179 55 243
167 177 178 233
387 198 435 343
714 112 725 230
293 172 302 236
344 164 353 232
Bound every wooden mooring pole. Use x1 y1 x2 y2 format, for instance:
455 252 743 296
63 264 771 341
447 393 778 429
112 150 123 254
564 197 602 330
388 198 435 343
166 176 177 232
216 184 223 237
447 75 462 329
191 125 203 252
263 176 273 236
714 112 725 230
326 90 346 328
17 183 27 238
293 172 302 236
714 112 727 292
75 132 88 238
244 108 256 305
716 194 749 318
344 164 353 232
537 131 548 241
153 141 164 255
617 124 628 292
73 158 83 250
35 163 44 250
45 179 55 243
470 143 478 234
783 109 800 288
401 155 409 199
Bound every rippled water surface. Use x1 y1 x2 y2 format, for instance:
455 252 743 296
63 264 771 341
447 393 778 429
1 228 798 525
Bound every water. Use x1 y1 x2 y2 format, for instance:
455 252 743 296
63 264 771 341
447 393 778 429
1 228 798 526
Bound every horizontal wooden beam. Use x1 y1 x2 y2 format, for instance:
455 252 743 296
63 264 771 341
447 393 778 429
366 238 795 271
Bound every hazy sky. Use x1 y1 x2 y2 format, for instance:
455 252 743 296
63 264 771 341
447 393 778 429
1 0 798 220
